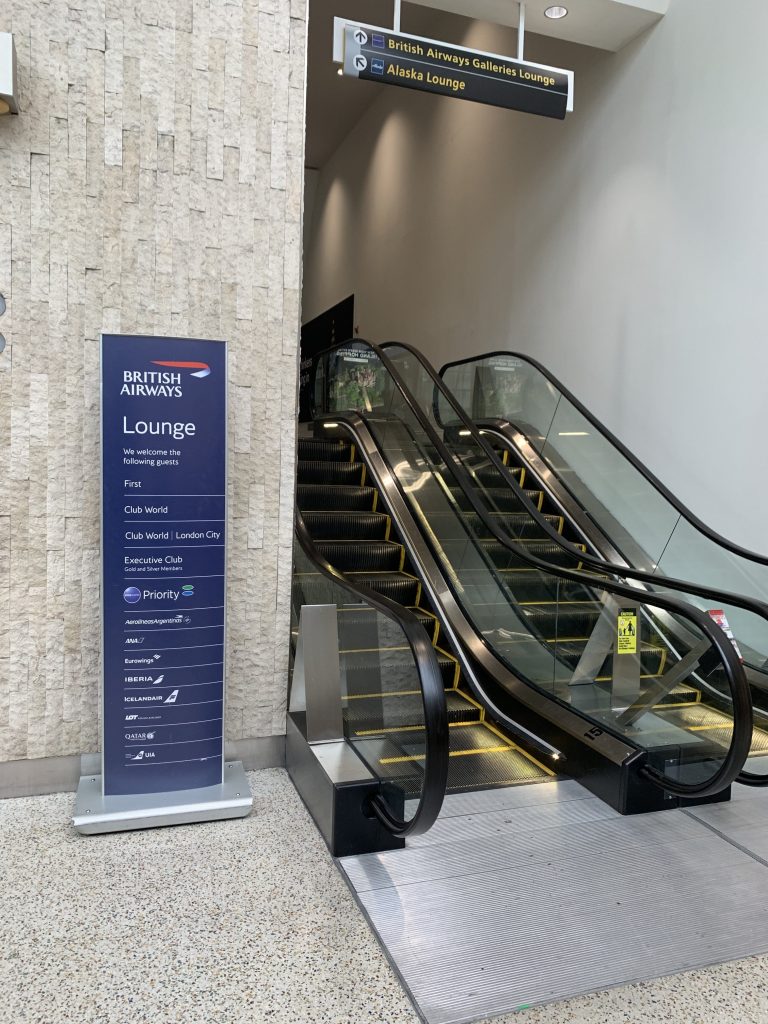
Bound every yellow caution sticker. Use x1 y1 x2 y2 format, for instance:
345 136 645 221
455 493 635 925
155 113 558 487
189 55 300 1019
617 611 638 655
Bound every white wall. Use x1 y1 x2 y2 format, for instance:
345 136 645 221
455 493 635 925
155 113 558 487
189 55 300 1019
303 0 768 552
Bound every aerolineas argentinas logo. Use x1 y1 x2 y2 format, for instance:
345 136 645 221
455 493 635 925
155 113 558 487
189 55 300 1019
120 360 212 398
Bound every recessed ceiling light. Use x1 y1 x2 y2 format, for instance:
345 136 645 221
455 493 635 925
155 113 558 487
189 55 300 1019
337 67 344 76
545 5 568 18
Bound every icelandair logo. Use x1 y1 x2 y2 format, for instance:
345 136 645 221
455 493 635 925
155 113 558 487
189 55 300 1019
120 360 212 398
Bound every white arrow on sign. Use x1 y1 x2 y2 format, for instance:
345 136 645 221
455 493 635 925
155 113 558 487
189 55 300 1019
354 28 368 45
353 54 368 71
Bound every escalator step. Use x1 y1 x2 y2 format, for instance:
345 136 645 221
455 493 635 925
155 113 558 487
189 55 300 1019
519 603 602 638
293 570 420 606
297 437 354 462
479 539 586 571
348 572 421 605
344 690 481 733
336 605 436 640
449 486 544 513
469 465 523 487
314 539 404 572
342 648 459 693
423 511 563 541
301 510 390 540
484 570 606 605
652 704 768 756
297 459 365 485
554 638 667 678
355 723 551 796
297 484 376 511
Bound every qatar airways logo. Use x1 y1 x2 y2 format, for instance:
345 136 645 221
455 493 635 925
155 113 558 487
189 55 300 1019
120 360 212 398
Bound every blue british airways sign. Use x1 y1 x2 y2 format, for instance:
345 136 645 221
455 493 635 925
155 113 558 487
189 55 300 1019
101 334 227 797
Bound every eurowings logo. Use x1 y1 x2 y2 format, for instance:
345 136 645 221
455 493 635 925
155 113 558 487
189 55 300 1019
151 360 211 378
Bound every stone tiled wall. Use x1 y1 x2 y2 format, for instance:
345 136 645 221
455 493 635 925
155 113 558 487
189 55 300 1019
0 0 307 763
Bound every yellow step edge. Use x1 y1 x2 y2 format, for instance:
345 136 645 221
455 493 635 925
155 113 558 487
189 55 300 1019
354 720 481 737
380 745 514 766
479 718 557 776
434 644 461 688
345 689 421 700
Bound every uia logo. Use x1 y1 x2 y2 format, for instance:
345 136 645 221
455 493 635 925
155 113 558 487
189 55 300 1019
151 360 211 378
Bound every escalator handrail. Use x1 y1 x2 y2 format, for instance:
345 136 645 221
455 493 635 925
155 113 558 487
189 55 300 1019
439 349 768 567
310 339 753 799
386 342 768 627
294 511 449 838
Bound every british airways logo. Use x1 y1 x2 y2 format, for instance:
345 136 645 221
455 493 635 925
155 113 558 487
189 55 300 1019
119 360 212 397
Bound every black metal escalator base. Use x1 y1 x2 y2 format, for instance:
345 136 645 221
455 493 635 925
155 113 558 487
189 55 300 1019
286 713 405 857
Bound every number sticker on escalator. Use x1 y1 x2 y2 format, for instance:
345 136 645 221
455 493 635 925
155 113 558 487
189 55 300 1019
617 611 638 655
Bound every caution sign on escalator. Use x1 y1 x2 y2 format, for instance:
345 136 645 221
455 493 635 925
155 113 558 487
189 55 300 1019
617 611 638 655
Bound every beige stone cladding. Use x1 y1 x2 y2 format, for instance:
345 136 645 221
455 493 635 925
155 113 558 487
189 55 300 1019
0 0 307 763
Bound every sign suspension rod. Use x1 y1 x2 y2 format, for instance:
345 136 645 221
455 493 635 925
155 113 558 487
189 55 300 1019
393 0 402 33
517 1 526 62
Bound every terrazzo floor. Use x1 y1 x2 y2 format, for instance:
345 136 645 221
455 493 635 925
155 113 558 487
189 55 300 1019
0 768 766 1023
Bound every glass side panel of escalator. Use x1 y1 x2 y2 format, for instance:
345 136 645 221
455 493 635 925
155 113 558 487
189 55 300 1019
440 352 768 671
292 536 432 809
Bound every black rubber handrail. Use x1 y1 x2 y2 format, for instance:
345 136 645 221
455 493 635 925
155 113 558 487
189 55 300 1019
294 512 449 837
440 350 768 566
310 339 753 799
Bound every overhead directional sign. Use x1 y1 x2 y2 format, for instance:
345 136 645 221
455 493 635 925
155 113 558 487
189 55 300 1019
335 19 573 120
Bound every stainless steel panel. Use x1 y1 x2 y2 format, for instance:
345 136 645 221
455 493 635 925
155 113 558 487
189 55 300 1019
314 741 374 785
405 792 619 849
340 808 709 894
290 604 345 743
339 780 768 1023
405 778 589 821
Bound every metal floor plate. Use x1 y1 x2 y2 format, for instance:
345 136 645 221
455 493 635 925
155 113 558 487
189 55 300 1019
339 780 768 1024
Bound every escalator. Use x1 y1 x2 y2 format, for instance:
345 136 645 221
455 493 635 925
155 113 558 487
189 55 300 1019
288 338 755 856
296 435 554 794
386 342 768 784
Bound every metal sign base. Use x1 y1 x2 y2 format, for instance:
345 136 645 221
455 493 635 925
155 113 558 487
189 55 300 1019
71 761 252 835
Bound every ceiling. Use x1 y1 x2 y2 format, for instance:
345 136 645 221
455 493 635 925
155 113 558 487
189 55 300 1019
409 0 669 53
306 0 469 167
304 0 670 168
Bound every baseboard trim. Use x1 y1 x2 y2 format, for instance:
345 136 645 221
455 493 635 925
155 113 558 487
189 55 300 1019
0 735 287 800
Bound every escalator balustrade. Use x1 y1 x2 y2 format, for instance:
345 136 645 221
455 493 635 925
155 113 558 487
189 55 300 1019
295 435 554 794
441 439 768 759
417 436 768 757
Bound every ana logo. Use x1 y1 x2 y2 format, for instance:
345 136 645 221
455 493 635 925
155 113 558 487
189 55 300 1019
151 360 211 379
123 587 142 604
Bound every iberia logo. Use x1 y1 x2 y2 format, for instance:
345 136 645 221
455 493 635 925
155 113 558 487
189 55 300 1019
151 360 211 378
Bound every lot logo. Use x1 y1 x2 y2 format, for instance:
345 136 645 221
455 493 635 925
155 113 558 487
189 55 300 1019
123 587 141 604
151 360 211 379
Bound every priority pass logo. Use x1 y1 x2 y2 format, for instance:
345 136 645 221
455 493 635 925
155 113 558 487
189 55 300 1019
123 587 142 604
151 360 211 378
